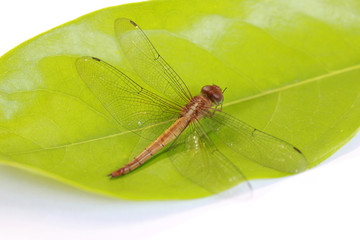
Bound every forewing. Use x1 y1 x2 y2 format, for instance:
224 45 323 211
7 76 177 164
114 18 192 106
168 123 250 194
201 112 308 173
76 56 180 136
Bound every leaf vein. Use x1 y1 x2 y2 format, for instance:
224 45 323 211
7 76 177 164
223 63 360 107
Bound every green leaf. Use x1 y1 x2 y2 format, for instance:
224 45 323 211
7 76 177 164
1 0 360 200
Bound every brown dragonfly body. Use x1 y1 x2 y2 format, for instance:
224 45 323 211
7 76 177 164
110 86 222 177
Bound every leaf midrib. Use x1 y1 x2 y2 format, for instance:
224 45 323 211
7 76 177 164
8 62 360 156
223 63 360 107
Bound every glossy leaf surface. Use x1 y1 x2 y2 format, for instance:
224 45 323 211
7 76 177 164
1 0 360 199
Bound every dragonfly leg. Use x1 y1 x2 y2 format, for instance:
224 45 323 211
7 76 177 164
209 104 223 118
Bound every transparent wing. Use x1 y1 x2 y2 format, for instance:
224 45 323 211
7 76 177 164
168 122 251 194
201 112 308 173
76 56 181 137
114 18 192 106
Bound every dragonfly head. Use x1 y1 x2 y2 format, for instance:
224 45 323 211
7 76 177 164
201 85 224 106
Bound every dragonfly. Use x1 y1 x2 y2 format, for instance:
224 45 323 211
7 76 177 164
76 18 307 194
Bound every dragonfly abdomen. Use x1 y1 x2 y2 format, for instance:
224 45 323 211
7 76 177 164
110 117 190 178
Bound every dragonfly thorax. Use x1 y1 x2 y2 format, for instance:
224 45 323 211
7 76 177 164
181 95 212 120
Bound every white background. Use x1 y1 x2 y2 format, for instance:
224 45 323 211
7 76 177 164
0 1 359 239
